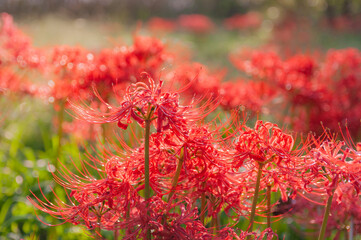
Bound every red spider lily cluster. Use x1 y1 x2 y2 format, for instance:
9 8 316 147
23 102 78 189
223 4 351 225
1 12 361 240
0 13 173 140
228 48 361 138
29 72 361 239
146 15 215 34
44 35 170 103
163 47 361 140
0 13 45 95
29 74 285 239
147 13 263 34
0 13 170 101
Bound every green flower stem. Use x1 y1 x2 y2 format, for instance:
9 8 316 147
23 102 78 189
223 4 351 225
267 185 271 228
144 119 151 201
95 217 102 240
95 227 101 240
167 153 184 202
101 124 107 143
114 228 119 240
349 216 354 240
200 182 207 225
318 188 336 240
47 100 66 240
248 163 263 233
211 214 219 235
55 100 65 166
144 119 151 239
126 202 131 235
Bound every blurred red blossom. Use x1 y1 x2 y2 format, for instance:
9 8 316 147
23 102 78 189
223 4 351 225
177 14 214 34
224 12 262 30
230 48 361 139
147 17 177 32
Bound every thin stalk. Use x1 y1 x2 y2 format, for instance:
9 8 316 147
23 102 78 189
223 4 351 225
318 188 336 240
267 185 271 228
126 201 130 218
55 100 65 166
349 216 354 240
248 164 263 232
47 100 66 239
101 124 107 144
144 119 151 201
114 228 119 240
95 226 101 240
345 228 349 240
114 219 120 240
95 217 102 240
167 153 184 202
200 182 207 225
144 119 151 240
126 201 132 235
211 214 218 236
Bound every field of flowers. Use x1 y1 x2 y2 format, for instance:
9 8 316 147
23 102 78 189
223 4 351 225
0 9 361 240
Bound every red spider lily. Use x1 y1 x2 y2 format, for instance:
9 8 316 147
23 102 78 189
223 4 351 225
47 45 96 101
28 146 142 231
278 54 321 103
177 14 214 34
0 13 45 69
231 119 308 231
0 13 46 98
147 17 177 33
171 124 231 166
317 48 361 137
301 130 361 200
0 13 31 62
295 128 361 239
223 12 262 31
70 72 217 133
92 35 170 89
234 120 295 166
